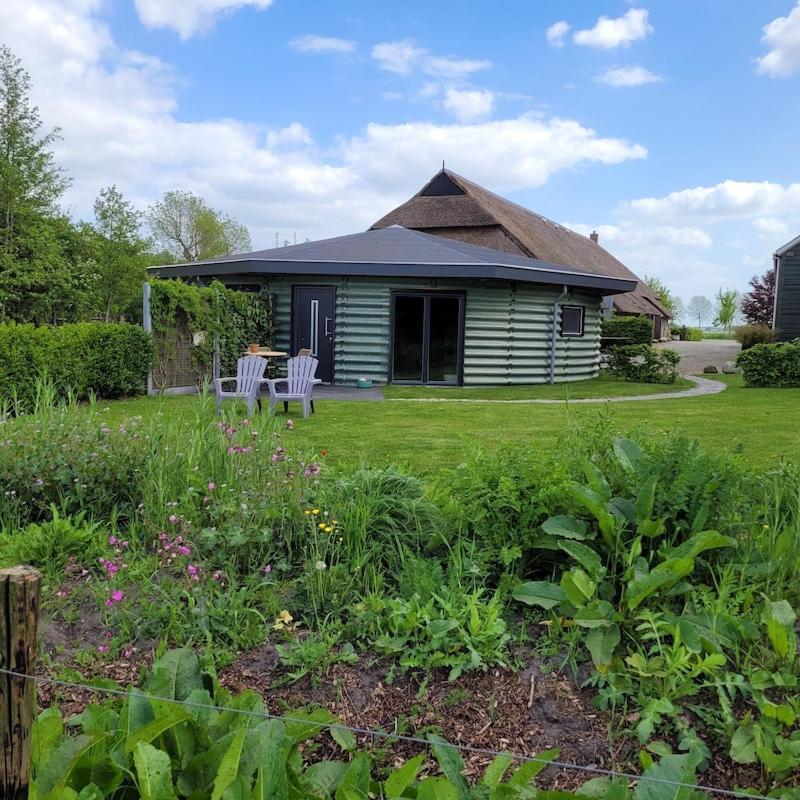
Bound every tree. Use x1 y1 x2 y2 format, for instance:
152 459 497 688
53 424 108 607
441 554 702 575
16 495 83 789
741 268 775 326
687 295 713 327
147 190 251 262
90 185 150 321
643 274 681 318
0 45 73 322
713 288 740 334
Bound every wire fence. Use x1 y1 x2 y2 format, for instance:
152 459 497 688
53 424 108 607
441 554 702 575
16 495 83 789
0 666 773 800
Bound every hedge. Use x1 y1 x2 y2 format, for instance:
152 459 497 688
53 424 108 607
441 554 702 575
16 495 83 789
0 323 154 409
600 315 653 345
736 340 800 387
735 324 775 350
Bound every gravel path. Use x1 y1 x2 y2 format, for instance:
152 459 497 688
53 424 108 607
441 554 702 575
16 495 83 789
656 340 741 374
389 375 726 405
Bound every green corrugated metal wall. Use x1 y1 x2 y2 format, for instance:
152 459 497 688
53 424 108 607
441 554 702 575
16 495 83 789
255 276 601 385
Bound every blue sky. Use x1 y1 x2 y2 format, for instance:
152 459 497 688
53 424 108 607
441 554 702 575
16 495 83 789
3 0 800 307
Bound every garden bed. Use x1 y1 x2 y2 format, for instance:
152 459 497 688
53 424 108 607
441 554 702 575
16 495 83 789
3 384 800 797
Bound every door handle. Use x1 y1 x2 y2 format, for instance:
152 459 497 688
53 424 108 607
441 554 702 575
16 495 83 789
324 316 332 337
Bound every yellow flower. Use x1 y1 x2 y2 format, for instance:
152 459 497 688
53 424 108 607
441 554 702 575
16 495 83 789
273 609 294 630
331 519 338 525
324 526 333 533
338 537 344 543
319 522 326 529
304 510 312 516
311 508 320 515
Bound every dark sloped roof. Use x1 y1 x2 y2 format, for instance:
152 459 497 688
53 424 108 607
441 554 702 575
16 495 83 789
371 169 670 319
149 225 635 294
776 234 800 257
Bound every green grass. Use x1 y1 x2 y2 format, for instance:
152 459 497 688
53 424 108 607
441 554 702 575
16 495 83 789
384 373 694 400
97 374 799 473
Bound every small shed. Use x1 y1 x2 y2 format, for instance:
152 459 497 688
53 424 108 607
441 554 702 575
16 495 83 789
150 225 634 386
774 235 800 341
372 169 671 339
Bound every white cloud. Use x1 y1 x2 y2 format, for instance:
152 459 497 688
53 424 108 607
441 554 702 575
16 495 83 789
441 88 495 122
573 8 653 49
132 0 273 39
595 65 663 87
756 2 800 77
0 0 647 248
371 40 491 79
546 21 570 47
289 35 355 54
753 217 791 238
622 180 800 224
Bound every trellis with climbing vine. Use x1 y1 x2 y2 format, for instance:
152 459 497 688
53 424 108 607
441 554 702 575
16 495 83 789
148 279 273 389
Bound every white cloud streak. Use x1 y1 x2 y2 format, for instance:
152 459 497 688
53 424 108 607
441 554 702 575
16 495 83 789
132 0 274 39
441 88 495 122
546 21 570 47
289 35 355 54
756 1 800 77
595 65 663 87
371 40 491 79
573 8 654 49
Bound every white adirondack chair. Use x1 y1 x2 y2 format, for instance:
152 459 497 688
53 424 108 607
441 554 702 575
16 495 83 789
264 355 320 418
213 356 268 415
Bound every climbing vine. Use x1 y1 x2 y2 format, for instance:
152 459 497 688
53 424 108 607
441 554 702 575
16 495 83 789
149 279 273 384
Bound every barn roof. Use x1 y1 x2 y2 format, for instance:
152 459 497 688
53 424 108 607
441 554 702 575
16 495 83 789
371 169 670 319
149 224 635 294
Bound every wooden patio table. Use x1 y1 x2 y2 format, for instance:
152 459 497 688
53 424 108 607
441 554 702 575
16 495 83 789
243 349 288 358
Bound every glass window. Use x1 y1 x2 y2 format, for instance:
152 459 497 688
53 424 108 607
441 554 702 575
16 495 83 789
391 292 463 384
561 306 584 337
392 295 425 381
428 296 461 382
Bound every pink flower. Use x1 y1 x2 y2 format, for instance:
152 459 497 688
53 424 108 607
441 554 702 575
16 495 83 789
262 564 272 575
97 645 109 654
212 571 222 581
242 418 250 426
207 482 216 491
178 545 191 556
105 590 124 607
108 535 118 546
187 564 199 581
100 558 119 576
303 463 320 478
168 514 179 525
55 586 70 598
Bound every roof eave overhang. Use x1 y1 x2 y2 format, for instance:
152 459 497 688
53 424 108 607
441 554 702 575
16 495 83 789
775 234 800 257
148 260 636 294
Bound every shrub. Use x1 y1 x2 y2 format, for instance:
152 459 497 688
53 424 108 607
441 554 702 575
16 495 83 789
600 315 653 345
607 344 680 384
736 340 800 387
684 327 703 341
702 365 718 374
735 323 776 350
0 322 153 409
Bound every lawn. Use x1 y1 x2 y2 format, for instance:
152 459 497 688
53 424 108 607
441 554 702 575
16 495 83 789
383 373 694 399
98 374 799 472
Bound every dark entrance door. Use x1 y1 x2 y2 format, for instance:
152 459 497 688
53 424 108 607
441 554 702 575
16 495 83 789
292 286 335 382
391 291 464 384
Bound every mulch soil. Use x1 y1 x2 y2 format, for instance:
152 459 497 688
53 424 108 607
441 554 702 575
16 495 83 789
35 619 766 793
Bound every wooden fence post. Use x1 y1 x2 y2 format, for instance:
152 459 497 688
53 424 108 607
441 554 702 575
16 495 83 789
0 567 41 800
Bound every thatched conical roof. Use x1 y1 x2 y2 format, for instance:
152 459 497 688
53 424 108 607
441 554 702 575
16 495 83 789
371 169 669 319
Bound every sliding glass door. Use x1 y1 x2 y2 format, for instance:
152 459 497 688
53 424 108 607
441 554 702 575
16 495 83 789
391 292 464 384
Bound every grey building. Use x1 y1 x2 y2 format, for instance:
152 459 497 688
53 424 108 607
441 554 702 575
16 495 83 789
150 225 634 387
774 235 800 341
